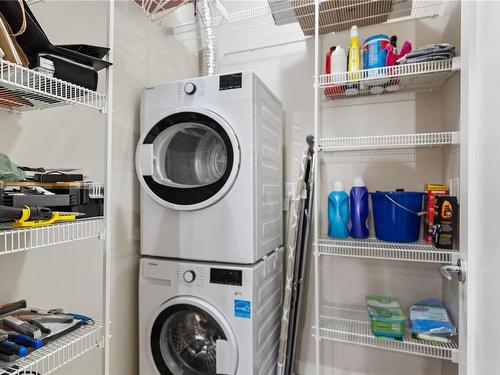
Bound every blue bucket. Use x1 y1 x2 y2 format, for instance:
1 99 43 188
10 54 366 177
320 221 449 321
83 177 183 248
370 191 424 242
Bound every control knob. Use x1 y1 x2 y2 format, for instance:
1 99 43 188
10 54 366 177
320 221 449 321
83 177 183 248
184 82 197 95
183 270 196 283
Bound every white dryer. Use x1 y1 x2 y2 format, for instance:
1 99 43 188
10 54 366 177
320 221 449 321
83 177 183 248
136 71 283 264
139 248 284 375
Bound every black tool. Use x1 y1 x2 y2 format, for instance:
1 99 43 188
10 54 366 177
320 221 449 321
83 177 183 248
26 319 51 335
6 332 43 349
3 316 41 339
0 340 27 356
0 205 52 221
33 172 83 183
0 300 27 316
0 204 85 228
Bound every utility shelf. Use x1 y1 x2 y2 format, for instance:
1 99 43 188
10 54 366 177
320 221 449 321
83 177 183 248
317 305 458 362
166 0 442 56
0 218 104 255
0 59 106 112
320 131 459 152
318 238 457 264
321 58 459 100
0 321 103 375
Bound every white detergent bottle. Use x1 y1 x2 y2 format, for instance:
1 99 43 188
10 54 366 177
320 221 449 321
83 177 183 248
330 45 347 73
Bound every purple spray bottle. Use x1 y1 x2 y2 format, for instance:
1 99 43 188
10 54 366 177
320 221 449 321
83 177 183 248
350 177 369 239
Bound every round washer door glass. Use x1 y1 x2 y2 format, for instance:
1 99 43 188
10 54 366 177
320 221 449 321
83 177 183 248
150 303 237 375
137 111 240 211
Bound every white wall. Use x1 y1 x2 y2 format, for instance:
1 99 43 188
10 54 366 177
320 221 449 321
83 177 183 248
0 1 198 374
218 2 460 374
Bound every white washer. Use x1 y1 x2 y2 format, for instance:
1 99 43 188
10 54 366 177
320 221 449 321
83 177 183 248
139 248 284 375
136 71 283 264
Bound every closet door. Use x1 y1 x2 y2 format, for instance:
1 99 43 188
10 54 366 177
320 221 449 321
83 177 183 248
460 1 500 374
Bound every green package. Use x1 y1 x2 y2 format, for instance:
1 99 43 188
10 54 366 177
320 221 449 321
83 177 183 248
366 295 406 339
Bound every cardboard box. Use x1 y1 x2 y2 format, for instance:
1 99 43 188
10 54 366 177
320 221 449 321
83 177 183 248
433 196 458 249
423 183 449 244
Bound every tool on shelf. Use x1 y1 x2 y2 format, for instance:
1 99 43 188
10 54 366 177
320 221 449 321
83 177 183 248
3 331 43 349
0 339 27 357
0 300 26 316
47 309 94 325
2 316 41 339
0 204 85 228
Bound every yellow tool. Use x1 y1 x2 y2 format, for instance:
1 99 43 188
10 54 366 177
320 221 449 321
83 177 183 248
0 204 85 228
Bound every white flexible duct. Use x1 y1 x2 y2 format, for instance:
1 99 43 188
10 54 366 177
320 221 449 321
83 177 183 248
199 0 216 75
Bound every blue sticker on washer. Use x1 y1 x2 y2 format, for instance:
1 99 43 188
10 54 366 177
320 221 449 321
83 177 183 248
234 300 251 318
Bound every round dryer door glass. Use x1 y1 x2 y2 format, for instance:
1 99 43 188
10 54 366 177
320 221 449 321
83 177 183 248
137 111 240 211
150 303 237 375
153 123 228 188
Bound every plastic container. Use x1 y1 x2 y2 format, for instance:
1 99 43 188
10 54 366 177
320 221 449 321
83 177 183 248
350 177 369 239
371 191 424 242
362 34 390 70
346 25 360 96
325 46 347 96
331 45 347 73
328 182 349 238
362 34 390 92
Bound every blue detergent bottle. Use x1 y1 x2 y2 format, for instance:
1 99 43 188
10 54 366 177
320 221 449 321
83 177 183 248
350 177 369 239
328 182 350 238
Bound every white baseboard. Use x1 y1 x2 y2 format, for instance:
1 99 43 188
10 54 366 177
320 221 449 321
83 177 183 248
294 361 367 375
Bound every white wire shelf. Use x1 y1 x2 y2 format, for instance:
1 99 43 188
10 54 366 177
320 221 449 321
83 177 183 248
318 237 457 263
320 131 459 152
1 321 103 375
317 305 458 362
321 58 459 100
0 59 106 113
0 218 104 255
167 0 442 56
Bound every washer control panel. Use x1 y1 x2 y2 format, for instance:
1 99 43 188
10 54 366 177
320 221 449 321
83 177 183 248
183 270 196 283
183 82 197 95
177 266 206 286
210 268 242 286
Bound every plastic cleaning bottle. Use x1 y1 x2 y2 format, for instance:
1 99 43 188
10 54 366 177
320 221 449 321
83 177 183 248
328 182 350 238
330 45 347 73
350 177 369 239
346 25 360 96
330 45 347 95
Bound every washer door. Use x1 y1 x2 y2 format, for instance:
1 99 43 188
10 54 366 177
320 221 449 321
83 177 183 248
149 297 238 375
136 108 240 211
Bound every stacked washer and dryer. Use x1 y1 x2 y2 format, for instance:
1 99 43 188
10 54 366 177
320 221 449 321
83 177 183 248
136 71 285 375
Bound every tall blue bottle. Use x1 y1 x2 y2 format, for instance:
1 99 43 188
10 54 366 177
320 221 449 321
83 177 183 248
350 177 369 238
328 182 350 238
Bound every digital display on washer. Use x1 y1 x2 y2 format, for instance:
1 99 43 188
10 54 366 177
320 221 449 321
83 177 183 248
210 268 242 286
219 73 242 91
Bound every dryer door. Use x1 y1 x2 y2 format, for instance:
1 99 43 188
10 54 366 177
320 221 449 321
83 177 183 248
148 296 239 375
136 108 240 211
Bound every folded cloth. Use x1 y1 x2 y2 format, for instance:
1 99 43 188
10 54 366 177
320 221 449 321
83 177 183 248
0 153 26 181
398 43 455 64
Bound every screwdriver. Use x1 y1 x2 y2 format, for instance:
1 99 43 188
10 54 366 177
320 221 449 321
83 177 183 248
0 205 85 228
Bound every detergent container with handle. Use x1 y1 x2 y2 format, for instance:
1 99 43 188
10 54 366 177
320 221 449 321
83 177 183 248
371 190 424 242
362 33 390 93
328 182 350 238
325 46 347 97
350 177 369 239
